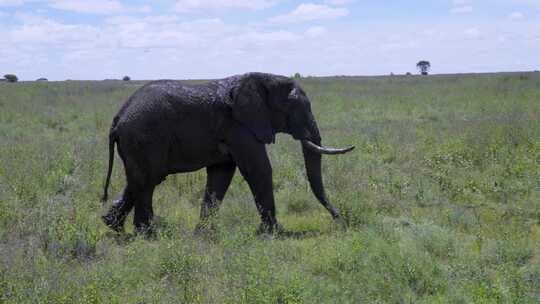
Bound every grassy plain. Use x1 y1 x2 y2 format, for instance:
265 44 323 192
1 73 539 303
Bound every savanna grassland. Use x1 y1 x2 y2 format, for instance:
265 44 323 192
1 73 539 303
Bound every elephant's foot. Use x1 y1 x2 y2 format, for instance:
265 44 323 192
102 212 125 233
102 195 133 233
134 222 156 239
256 221 284 236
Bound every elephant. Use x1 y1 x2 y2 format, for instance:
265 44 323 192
101 72 354 235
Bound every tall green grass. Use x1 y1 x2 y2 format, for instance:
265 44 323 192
1 74 539 303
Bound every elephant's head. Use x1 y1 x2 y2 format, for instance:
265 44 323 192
229 73 354 225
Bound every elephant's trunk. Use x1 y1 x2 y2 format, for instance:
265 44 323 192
300 121 352 230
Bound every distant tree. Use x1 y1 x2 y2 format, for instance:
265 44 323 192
293 72 302 79
416 61 431 75
123 76 131 81
36 77 48 82
406 72 412 76
4 74 18 83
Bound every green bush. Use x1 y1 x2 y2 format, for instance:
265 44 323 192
3 74 18 82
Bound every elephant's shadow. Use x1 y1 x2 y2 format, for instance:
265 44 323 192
274 230 322 239
106 230 323 245
104 220 325 244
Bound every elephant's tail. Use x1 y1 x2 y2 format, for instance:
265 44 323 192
102 129 117 203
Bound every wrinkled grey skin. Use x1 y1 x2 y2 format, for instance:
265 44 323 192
102 72 354 235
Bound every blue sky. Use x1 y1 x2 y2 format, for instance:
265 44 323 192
0 0 539 80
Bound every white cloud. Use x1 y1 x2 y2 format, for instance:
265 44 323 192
2 2 540 80
508 11 525 19
305 26 327 37
451 5 473 14
7 13 231 51
174 0 279 11
324 0 354 5
102 17 231 49
9 17 98 46
49 0 151 15
450 0 472 14
237 30 299 44
270 3 349 23
464 27 481 39
511 0 540 4
380 41 418 52
0 0 24 6
105 15 180 25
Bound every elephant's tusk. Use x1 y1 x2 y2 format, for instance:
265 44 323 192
301 140 355 155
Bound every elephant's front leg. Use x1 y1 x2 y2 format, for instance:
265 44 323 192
227 126 282 234
195 162 236 233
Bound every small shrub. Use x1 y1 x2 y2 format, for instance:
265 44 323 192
122 76 131 81
4 74 18 82
416 60 431 75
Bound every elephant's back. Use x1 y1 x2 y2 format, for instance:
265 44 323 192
114 81 175 131
111 80 232 175
113 79 228 149
115 80 218 127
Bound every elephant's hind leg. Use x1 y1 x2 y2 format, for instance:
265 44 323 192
103 183 157 236
102 187 135 232
195 162 236 233
133 185 156 235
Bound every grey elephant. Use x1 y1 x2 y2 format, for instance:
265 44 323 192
102 72 354 235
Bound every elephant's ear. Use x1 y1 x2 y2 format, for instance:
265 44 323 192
229 76 275 144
